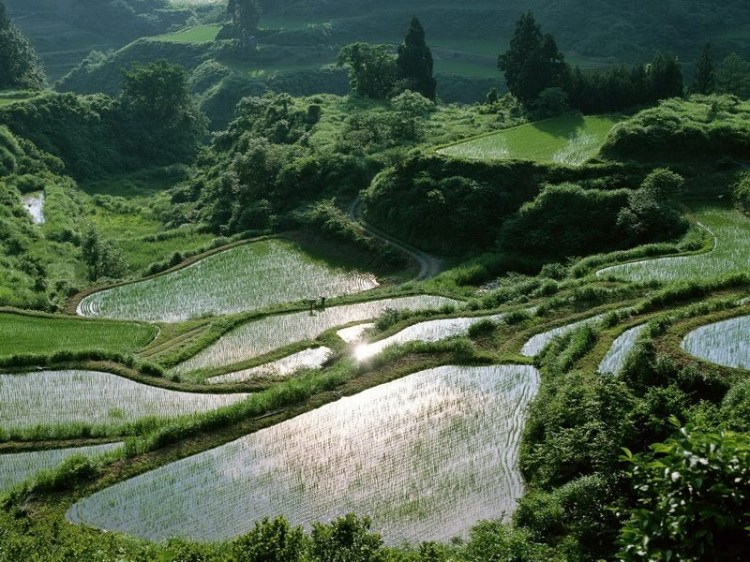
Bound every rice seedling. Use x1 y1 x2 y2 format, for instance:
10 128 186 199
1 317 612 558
78 240 379 323
21 192 44 224
0 312 156 357
682 315 750 369
173 296 456 376
355 314 504 361
437 114 621 164
336 323 375 343
597 206 750 282
0 443 122 491
521 313 606 357
67 364 539 544
0 370 249 432
551 132 598 166
150 24 222 43
206 347 333 384
598 324 647 375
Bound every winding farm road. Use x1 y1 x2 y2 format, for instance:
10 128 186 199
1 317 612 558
348 197 443 280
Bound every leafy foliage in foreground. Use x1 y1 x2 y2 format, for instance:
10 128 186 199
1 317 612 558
619 424 750 562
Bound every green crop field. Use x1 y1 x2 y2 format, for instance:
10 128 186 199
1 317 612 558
597 206 750 282
67 364 539 544
172 295 458 377
150 24 221 43
0 370 249 433
437 114 623 165
0 312 156 357
77 239 379 323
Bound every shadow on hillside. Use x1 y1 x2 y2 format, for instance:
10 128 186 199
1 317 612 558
529 113 585 138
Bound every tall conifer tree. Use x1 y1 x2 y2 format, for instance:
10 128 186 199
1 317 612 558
395 17 437 100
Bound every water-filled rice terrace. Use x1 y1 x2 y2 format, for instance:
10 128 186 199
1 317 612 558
67 364 539 544
11 196 750 551
78 239 378 323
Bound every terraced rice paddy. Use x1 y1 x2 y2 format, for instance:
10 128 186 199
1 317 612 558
151 24 221 43
206 347 333 384
597 206 750 282
521 314 606 357
598 324 647 375
0 443 122 491
67 364 539 544
682 315 750 369
437 114 621 164
336 323 375 343
173 296 457 376
0 313 155 357
0 370 249 431
78 240 378 323
21 192 44 224
355 314 504 361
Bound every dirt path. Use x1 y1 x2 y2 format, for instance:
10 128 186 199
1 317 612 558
348 197 443 280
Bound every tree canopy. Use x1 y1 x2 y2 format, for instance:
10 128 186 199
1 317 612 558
0 0 44 90
395 17 436 100
498 11 568 103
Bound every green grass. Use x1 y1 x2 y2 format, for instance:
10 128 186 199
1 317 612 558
597 205 750 283
150 24 221 44
0 91 39 107
77 239 379 323
0 312 156 357
437 114 623 164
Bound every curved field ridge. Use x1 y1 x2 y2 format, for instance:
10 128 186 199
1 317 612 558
355 314 505 360
521 314 606 357
682 316 750 369
597 207 750 282
67 365 540 544
77 240 378 323
0 443 122 491
0 370 249 431
206 347 333 384
598 324 647 375
173 295 457 376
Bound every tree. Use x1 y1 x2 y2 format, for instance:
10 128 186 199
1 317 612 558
119 60 208 163
81 226 126 281
498 12 569 103
691 43 715 94
232 517 307 562
310 514 384 562
337 43 397 99
647 52 683 101
394 17 437 100
618 422 750 562
228 0 261 48
0 1 45 90
716 53 750 99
